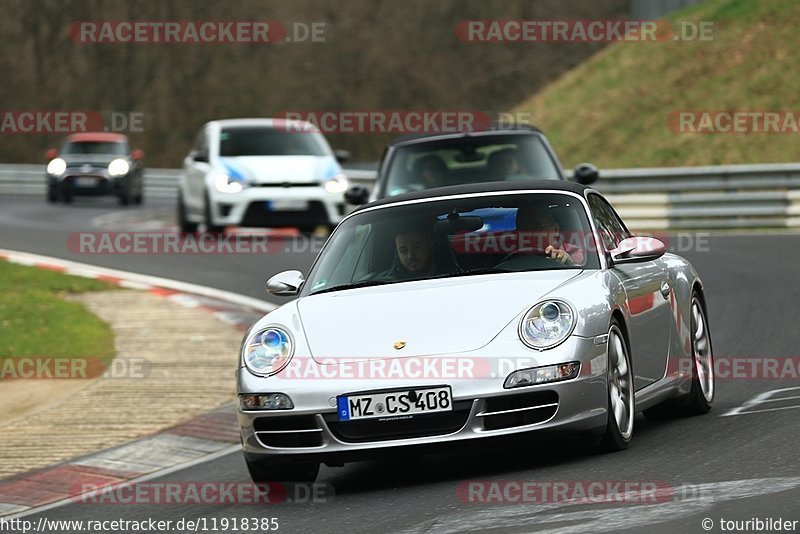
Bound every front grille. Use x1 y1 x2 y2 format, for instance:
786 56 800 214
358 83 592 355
479 391 559 431
251 183 320 188
240 200 329 228
324 400 472 443
253 415 323 448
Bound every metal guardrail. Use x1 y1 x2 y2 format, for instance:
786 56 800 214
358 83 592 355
3 163 800 230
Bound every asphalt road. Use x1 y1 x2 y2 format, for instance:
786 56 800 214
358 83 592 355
2 194 800 533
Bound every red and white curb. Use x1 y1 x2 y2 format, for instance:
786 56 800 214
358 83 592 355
0 249 278 518
0 248 276 331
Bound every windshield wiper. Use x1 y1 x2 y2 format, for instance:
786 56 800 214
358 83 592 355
428 267 517 279
310 279 392 295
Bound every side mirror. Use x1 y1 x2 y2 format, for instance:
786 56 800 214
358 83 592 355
131 149 144 161
45 148 58 160
334 149 351 164
344 185 370 206
573 163 599 185
610 237 666 265
191 150 209 163
266 270 305 296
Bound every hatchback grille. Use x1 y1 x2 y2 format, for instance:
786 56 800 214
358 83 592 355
479 391 558 431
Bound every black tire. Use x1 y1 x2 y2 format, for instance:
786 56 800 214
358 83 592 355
643 293 713 420
118 189 130 206
63 193 73 204
46 186 58 203
598 320 635 452
134 191 144 205
203 192 224 234
177 194 198 234
245 457 319 483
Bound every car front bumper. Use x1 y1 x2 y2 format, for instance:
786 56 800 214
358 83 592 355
237 336 609 464
208 186 346 228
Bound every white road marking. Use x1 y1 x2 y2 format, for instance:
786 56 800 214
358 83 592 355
721 386 800 417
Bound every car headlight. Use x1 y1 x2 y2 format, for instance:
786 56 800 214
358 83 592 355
213 171 244 194
108 158 130 177
242 327 294 376
519 300 576 350
47 158 66 176
504 362 581 389
324 173 348 193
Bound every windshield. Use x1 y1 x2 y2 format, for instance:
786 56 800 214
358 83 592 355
219 127 329 157
302 192 598 296
61 141 128 156
382 134 561 198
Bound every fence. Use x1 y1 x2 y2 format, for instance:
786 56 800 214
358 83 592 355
3 163 800 230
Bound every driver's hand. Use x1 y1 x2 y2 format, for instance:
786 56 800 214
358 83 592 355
545 245 574 265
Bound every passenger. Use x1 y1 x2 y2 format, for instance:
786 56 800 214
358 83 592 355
412 155 449 189
488 148 524 180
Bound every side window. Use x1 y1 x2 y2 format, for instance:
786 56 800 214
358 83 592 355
587 194 631 251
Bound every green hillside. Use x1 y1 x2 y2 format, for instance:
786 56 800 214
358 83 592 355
515 0 799 169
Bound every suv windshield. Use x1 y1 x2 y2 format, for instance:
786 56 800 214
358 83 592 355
382 134 561 198
61 141 128 156
219 127 329 157
302 192 598 296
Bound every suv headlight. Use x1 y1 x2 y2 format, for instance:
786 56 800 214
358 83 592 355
47 158 67 176
108 158 130 177
242 327 294 376
324 173 348 193
213 171 244 194
519 300 576 350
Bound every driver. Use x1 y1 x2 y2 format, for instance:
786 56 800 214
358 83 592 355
515 204 584 266
412 155 449 189
374 226 438 281
488 148 525 180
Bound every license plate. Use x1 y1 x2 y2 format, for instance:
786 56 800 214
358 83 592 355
75 177 97 187
337 386 452 421
266 199 309 211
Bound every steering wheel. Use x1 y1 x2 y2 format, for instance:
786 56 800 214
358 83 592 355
496 246 558 268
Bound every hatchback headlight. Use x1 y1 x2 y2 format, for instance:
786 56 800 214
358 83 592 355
242 327 294 376
108 158 130 177
47 158 67 176
213 171 244 194
519 300 576 350
324 173 348 193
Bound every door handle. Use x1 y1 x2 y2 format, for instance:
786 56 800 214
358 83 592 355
660 281 670 300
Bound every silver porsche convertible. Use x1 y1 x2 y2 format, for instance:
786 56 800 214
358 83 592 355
237 181 714 482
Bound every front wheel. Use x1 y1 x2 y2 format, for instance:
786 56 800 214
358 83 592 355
177 193 198 233
245 457 320 483
599 321 635 452
203 192 225 234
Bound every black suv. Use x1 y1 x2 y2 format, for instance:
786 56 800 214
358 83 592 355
345 125 598 205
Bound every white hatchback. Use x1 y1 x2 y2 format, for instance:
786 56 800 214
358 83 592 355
178 118 350 233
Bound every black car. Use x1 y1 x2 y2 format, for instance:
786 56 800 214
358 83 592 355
45 132 145 205
345 124 598 205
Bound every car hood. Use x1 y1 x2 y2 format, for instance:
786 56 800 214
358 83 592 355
298 270 582 363
60 154 123 165
219 155 337 185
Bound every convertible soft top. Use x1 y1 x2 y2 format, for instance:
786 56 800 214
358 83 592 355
356 180 592 212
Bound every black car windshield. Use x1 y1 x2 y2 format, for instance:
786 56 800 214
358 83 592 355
302 192 599 296
382 134 561 198
61 141 128 156
219 127 329 157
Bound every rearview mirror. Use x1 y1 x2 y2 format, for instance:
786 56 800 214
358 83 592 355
573 163 599 185
45 148 58 160
191 150 209 163
610 237 666 265
266 270 305 296
344 185 370 206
